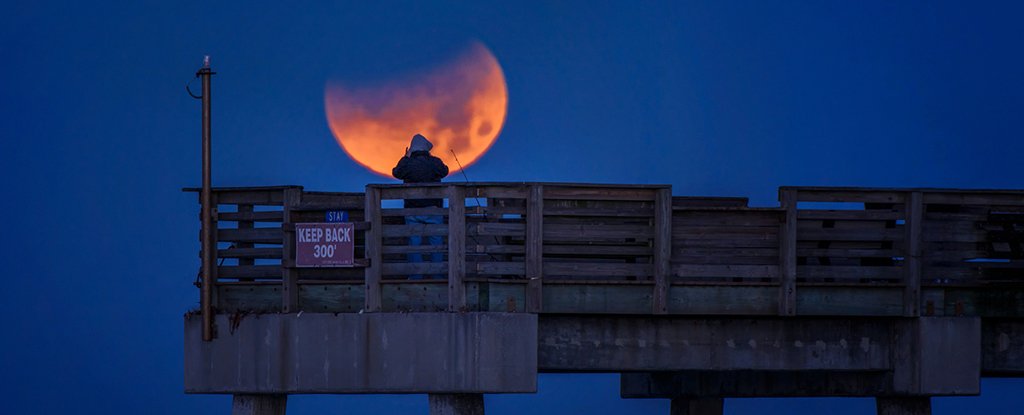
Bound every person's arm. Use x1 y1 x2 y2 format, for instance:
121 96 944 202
434 157 449 179
392 157 411 180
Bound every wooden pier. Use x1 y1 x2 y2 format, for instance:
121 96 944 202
183 183 1024 415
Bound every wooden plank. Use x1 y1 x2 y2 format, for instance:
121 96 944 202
217 210 284 222
381 224 449 237
381 207 449 217
671 264 780 278
472 261 526 275
671 255 779 265
543 186 658 201
667 285 776 315
216 284 281 313
382 282 448 312
448 186 466 311
797 228 904 242
282 188 301 312
215 247 283 259
209 189 286 205
216 228 284 244
654 188 672 314
545 223 654 240
904 191 923 317
542 284 653 314
543 206 654 217
526 185 544 313
796 248 899 258
673 212 779 227
672 196 749 208
545 262 653 277
467 185 529 199
923 192 1024 206
779 189 797 316
546 245 651 256
383 245 448 254
379 186 447 200
674 239 781 248
382 262 449 276
471 223 525 237
217 265 281 279
797 210 903 221
298 283 364 313
364 186 382 312
796 286 903 316
793 189 905 203
797 265 903 280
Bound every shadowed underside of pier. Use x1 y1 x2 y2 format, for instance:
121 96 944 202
183 183 1024 415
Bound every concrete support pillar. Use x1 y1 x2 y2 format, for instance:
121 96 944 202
429 393 485 415
231 394 287 415
876 397 931 415
670 397 723 415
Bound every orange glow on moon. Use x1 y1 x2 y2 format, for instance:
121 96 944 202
325 42 508 177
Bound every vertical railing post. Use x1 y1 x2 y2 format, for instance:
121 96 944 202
282 188 302 313
364 186 382 312
778 188 798 316
526 185 544 313
197 59 216 341
653 187 672 314
904 191 924 317
448 185 467 312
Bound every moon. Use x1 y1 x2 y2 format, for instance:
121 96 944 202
324 42 508 177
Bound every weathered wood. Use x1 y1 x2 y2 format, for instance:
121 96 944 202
779 189 797 315
526 185 544 313
798 265 903 280
232 394 287 415
216 228 284 244
218 210 284 222
217 284 281 313
791 189 906 203
215 247 283 259
364 186 382 312
382 224 449 237
378 186 448 200
544 223 654 240
797 209 903 221
544 186 659 201
904 191 923 317
544 206 654 217
671 264 780 278
545 262 653 277
382 262 449 276
282 188 301 312
448 186 466 311
218 265 281 279
796 286 903 316
381 207 449 217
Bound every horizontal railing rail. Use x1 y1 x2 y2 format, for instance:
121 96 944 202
188 184 1024 319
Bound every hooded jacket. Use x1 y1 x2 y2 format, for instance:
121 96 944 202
392 134 449 208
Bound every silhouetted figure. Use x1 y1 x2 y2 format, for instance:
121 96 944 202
392 134 449 279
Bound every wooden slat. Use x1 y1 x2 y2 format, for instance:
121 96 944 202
904 191 923 316
216 247 283 259
543 186 658 201
379 186 447 200
797 228 904 242
671 264 780 278
218 265 281 279
543 206 654 217
797 265 903 280
217 210 284 222
382 224 449 237
382 262 449 276
545 223 654 240
383 245 448 254
674 239 781 248
448 186 466 311
467 185 528 199
282 188 301 312
216 228 284 244
544 262 653 277
365 187 382 312
796 248 899 258
923 192 1024 206
526 185 544 313
381 207 449 216
209 189 286 205
654 188 672 314
472 261 526 275
797 210 903 221
673 212 780 227
779 189 797 316
547 245 652 256
794 189 905 203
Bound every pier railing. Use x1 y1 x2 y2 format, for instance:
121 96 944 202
188 184 1024 319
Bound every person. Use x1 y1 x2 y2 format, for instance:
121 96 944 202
392 134 449 279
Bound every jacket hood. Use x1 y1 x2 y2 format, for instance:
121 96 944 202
409 134 433 153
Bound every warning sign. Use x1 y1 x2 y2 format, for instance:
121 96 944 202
295 222 355 267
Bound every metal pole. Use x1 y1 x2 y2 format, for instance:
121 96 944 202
198 56 215 341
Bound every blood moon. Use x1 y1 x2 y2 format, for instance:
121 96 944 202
324 42 508 177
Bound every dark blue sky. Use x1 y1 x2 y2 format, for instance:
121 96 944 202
2 1 1022 414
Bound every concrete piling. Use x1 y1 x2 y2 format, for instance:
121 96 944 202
876 397 931 415
670 397 723 415
429 394 485 415
231 394 286 415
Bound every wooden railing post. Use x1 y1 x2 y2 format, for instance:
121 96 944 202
526 185 544 313
778 189 798 316
653 187 672 314
282 188 301 313
904 191 924 317
364 186 382 312
448 185 466 312
200 191 219 340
